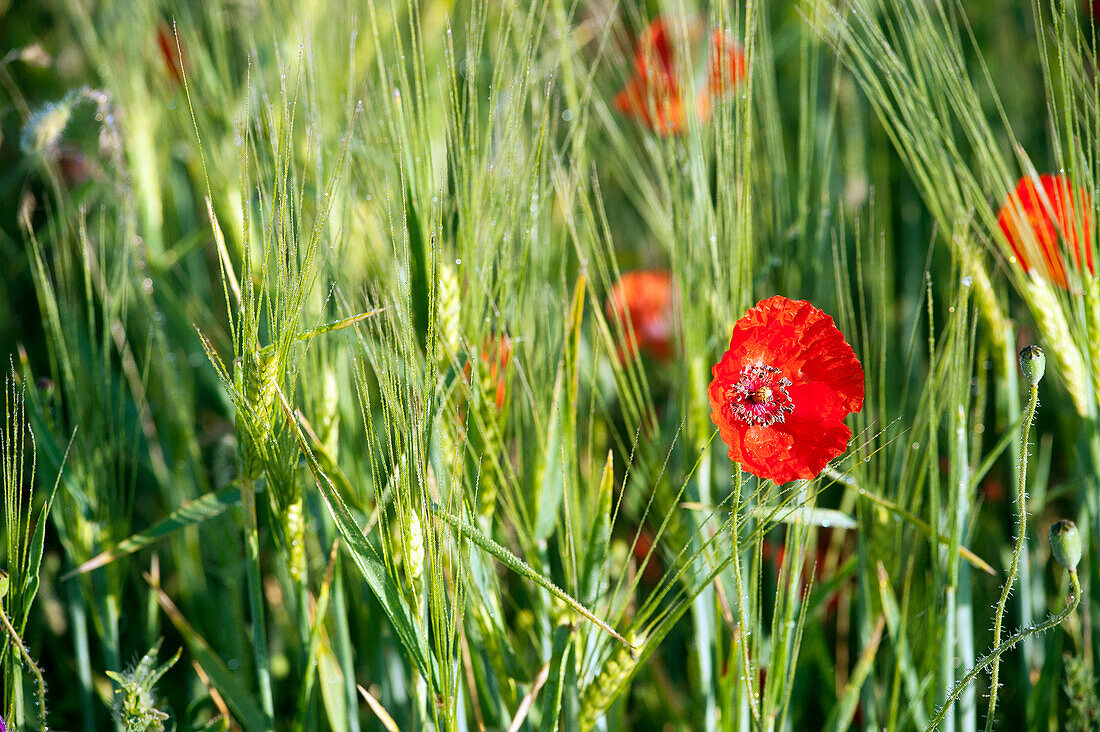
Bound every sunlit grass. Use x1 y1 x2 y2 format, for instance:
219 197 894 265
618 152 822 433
0 0 1098 730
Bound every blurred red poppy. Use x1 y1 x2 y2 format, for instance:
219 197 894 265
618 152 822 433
708 296 864 483
605 270 676 361
996 174 1094 289
981 477 1006 504
614 17 746 135
630 529 663 583
762 527 851 613
156 24 186 85
478 336 512 411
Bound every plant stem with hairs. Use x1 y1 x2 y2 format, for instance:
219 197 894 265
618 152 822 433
985 350 1042 730
0 604 45 728
929 570 1080 731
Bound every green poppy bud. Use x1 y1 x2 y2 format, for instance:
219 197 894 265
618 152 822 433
1049 520 1082 571
1018 345 1045 386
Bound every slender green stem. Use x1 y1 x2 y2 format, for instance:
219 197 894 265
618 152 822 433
292 576 314 732
331 560 361 732
692 417 717 732
941 584 956 732
984 381 1039 729
929 571 1081 731
729 468 760 725
67 582 95 732
101 590 125 732
242 478 275 730
998 337 1035 675
953 400 975 732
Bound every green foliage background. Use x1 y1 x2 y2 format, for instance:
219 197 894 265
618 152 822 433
1 0 1099 730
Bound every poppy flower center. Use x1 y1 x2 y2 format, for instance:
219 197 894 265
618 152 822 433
729 363 794 426
749 386 772 403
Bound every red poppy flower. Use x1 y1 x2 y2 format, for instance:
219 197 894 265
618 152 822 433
708 296 864 483
466 336 511 411
605 270 676 361
614 17 746 135
156 24 186 85
996 174 1094 289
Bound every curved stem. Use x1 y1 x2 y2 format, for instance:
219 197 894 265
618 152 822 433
928 570 1080 731
0 603 45 727
984 381 1039 730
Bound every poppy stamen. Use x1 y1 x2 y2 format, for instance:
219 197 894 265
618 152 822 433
729 364 794 427
749 386 772 403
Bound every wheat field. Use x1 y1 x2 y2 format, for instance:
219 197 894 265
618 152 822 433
2 1 1100 730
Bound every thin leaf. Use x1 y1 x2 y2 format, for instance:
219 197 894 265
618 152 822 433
20 427 73 628
538 625 573 732
875 562 929 728
749 505 858 530
824 616 885 732
149 577 265 732
581 451 614 603
824 469 995 575
430 503 633 647
275 384 432 682
535 370 565 542
317 635 349 732
404 185 431 351
62 484 242 580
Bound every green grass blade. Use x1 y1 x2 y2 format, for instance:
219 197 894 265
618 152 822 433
824 617 885 732
535 370 566 542
824 469 995 575
18 425 71 631
317 636 349 732
293 539 340 732
275 384 432 682
404 185 431 352
430 503 632 647
61 484 242 580
581 451 613 604
538 625 574 732
150 579 265 732
747 505 857 530
875 562 929 728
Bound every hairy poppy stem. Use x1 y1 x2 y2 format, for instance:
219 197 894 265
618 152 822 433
984 358 1041 729
0 603 45 728
929 570 1079 732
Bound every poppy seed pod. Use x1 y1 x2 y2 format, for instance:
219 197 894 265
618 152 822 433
1049 520 1082 571
1018 345 1046 386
